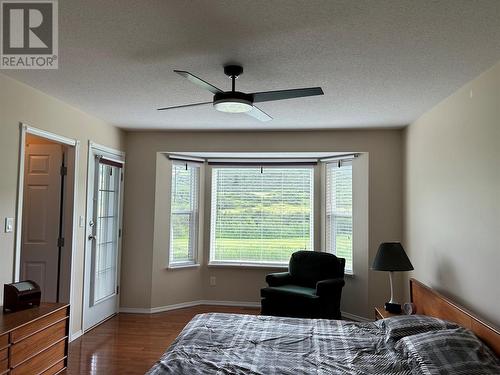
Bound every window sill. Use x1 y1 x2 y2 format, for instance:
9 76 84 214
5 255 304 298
167 263 200 270
207 262 354 274
208 262 288 270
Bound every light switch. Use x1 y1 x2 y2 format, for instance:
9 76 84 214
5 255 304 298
5 217 14 233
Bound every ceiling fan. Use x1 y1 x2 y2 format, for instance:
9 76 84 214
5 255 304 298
157 65 324 122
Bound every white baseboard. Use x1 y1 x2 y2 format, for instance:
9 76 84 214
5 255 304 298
341 311 371 322
120 300 260 314
120 300 204 314
118 307 154 314
69 329 83 342
150 300 205 313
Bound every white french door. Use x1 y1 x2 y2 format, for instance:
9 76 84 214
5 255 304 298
83 143 124 331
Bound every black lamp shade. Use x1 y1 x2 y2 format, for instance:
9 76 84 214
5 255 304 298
372 242 414 271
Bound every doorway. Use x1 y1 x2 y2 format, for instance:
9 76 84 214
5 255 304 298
15 125 78 309
83 142 125 331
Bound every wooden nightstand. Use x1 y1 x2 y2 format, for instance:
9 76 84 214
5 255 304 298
374 306 402 320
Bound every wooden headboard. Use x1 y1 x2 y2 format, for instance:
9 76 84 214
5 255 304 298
410 278 500 356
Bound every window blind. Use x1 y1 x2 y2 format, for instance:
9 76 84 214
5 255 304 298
325 161 353 273
169 161 199 265
210 167 314 265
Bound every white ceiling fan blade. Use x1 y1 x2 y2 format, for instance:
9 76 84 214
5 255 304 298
245 106 272 122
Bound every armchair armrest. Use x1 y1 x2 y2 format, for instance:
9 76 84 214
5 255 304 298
316 278 345 297
266 272 293 287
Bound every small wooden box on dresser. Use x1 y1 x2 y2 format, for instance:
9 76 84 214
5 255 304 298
0 303 69 375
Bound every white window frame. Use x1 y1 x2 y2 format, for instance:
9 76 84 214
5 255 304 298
208 164 315 267
168 160 201 268
324 159 354 274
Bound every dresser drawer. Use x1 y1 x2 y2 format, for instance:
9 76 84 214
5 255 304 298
41 359 65 375
0 347 7 361
10 308 67 343
0 334 7 350
0 357 8 373
10 339 65 375
0 336 8 375
10 320 67 367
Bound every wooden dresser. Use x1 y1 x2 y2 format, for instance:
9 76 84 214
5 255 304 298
0 303 69 375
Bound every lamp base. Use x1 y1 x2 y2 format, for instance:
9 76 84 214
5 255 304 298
385 302 402 314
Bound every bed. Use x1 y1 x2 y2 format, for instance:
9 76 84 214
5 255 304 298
146 279 500 374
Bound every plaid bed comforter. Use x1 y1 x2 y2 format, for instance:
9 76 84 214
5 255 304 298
146 313 500 375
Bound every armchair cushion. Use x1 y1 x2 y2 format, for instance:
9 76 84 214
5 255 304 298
265 272 293 287
261 285 318 300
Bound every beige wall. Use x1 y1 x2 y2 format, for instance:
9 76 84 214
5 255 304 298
404 61 500 326
122 130 404 319
0 73 125 336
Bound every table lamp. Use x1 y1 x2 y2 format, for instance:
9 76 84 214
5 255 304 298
372 242 414 313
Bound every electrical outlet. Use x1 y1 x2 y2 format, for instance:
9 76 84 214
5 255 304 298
209 276 216 286
4 218 14 233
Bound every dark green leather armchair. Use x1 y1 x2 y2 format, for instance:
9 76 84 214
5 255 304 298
261 251 345 319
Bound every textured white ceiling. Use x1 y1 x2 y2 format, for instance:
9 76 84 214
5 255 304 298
4 0 500 130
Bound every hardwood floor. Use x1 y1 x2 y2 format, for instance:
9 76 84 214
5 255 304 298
66 305 260 374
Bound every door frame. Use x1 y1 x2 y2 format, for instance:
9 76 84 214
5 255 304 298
15 123 80 339
82 141 125 332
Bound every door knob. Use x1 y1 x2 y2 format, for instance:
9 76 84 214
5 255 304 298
88 234 97 241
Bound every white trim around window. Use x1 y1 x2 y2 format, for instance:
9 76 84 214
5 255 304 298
167 160 202 268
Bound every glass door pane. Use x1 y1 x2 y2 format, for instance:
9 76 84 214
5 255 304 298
91 161 121 305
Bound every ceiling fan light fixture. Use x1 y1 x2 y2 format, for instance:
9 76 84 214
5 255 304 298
214 99 253 113
158 66 323 122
